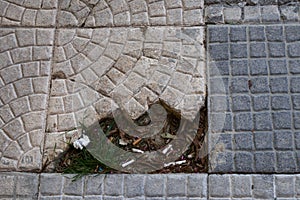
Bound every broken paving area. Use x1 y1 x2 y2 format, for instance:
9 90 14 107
45 27 207 173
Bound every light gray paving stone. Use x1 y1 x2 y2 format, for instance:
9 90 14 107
124 175 145 198
209 175 230 198
275 175 295 198
84 175 105 196
253 175 274 199
40 173 63 196
145 175 165 197
104 175 124 196
244 6 261 22
187 174 207 198
231 175 252 198
205 5 224 24
15 173 39 197
166 174 186 197
0 173 15 196
261 5 280 22
63 175 84 196
224 7 242 23
280 5 300 21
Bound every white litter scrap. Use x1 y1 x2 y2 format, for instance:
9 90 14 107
119 139 128 146
121 159 135 168
132 148 144 154
73 134 90 150
164 160 186 168
162 144 173 155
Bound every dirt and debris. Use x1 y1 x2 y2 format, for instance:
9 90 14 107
55 104 208 176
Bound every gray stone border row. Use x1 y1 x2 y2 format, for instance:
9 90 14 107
1 172 300 199
205 4 300 24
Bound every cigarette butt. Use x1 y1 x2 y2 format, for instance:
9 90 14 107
162 144 172 154
133 138 142 146
121 159 135 168
132 148 144 154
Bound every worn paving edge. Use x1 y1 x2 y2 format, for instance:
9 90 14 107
207 24 300 173
205 4 300 24
1 172 300 199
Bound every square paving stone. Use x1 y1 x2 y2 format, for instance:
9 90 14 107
145 175 165 197
269 60 288 75
275 176 295 198
231 60 248 76
230 44 247 58
232 95 251 112
234 113 253 131
234 152 254 172
209 175 230 198
230 27 247 42
254 112 273 131
254 132 274 150
250 43 267 58
250 59 268 75
253 175 274 199
254 152 276 172
231 175 252 198
253 95 270 111
231 77 249 94
289 60 300 75
166 175 186 197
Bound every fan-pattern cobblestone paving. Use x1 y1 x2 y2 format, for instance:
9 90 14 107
57 0 204 27
0 0 206 171
0 0 57 27
0 28 54 170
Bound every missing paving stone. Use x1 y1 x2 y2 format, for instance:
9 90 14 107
54 101 208 178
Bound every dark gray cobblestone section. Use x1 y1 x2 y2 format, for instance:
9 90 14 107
208 24 300 173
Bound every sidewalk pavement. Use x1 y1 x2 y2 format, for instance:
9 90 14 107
0 0 300 199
